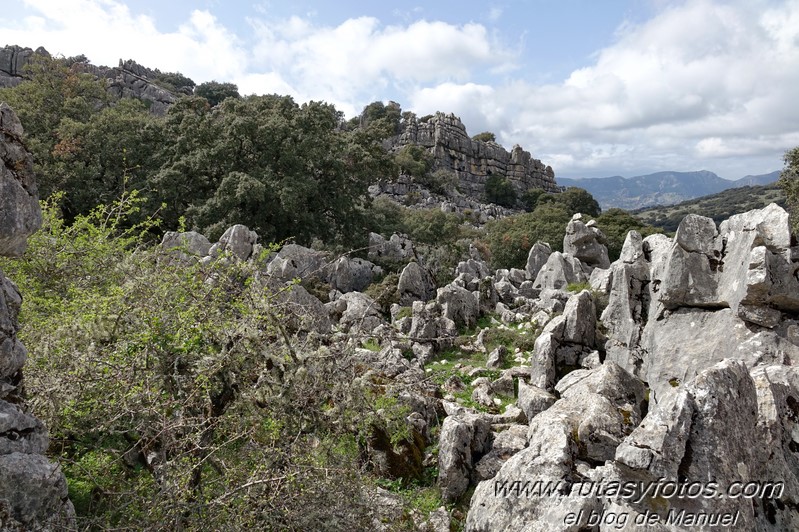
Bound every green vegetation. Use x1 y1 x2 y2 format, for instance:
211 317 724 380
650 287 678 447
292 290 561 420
472 131 496 143
778 146 799 232
394 144 434 178
483 201 571 269
0 195 428 529
194 80 240 106
0 56 627 530
369 196 477 247
484 175 517 207
567 282 591 293
0 57 392 247
596 208 662 261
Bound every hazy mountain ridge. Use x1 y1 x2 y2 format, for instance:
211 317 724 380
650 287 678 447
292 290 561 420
560 170 781 210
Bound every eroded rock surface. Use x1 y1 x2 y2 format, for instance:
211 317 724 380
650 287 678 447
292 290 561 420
0 104 75 528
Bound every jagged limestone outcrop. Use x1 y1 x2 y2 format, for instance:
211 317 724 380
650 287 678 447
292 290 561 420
461 204 799 531
388 113 558 196
602 204 799 401
0 104 75 529
0 46 49 88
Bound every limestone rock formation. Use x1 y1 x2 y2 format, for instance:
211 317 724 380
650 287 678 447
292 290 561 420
386 113 559 202
437 284 479 329
0 104 41 257
328 256 380 294
602 204 799 400
532 251 587 292
160 230 212 262
530 290 598 390
437 412 491 503
562 213 610 270
0 46 49 88
0 45 181 114
368 232 415 263
398 261 435 305
209 224 259 261
524 241 551 280
465 363 646 532
0 104 75 528
104 59 178 115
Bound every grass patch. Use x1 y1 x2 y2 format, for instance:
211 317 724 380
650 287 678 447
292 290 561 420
362 338 382 352
566 281 591 293
482 326 537 355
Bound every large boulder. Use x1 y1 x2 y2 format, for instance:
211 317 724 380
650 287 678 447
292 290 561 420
530 290 597 390
532 251 587 292
602 206 799 401
398 261 435 305
273 284 331 335
611 360 799 531
465 363 646 531
210 224 258 261
563 214 610 270
368 232 415 262
265 243 328 281
438 413 491 502
437 284 479 329
525 242 552 280
159 231 212 262
408 301 458 352
337 292 385 335
328 256 380 293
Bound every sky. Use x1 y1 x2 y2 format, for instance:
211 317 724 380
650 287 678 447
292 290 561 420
1 0 798 180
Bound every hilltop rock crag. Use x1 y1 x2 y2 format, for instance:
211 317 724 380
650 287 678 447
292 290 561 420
0 45 178 114
390 113 558 196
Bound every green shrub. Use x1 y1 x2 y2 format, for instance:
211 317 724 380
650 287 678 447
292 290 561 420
484 175 517 207
472 131 496 143
394 144 433 178
0 192 401 530
484 202 571 269
567 282 591 293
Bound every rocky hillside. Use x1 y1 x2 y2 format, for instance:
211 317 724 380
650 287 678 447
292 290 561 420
0 44 180 114
1 44 562 228
151 201 799 530
3 53 798 529
560 170 781 210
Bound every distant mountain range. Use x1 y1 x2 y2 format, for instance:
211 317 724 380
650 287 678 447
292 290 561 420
558 170 781 210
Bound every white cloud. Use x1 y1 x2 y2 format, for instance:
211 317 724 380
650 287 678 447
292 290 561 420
1 0 796 179
1 0 246 83
409 0 799 178
246 16 512 116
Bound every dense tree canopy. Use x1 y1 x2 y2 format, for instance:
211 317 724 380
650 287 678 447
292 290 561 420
1 59 393 246
0 54 110 200
484 201 572 269
153 95 390 243
194 80 240 106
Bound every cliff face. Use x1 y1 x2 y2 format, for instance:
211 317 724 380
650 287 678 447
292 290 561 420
0 45 48 88
0 103 75 528
387 113 560 198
